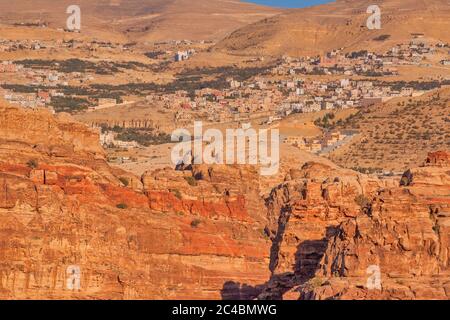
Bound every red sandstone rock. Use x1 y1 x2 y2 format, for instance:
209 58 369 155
425 151 450 167
29 169 45 184
296 161 450 300
254 158 450 300
0 103 271 300
1 102 449 300
44 171 58 185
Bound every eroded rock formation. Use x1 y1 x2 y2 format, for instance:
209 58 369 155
0 103 271 299
301 157 450 300
258 153 450 300
1 102 449 300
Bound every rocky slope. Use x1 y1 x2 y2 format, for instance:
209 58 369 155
301 151 450 300
0 0 280 42
0 101 272 299
1 100 449 300
329 87 450 172
255 152 450 300
215 0 450 56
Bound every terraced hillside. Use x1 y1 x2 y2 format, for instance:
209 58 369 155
328 87 450 172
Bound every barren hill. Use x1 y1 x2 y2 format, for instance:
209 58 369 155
328 86 450 172
0 0 280 42
215 0 450 56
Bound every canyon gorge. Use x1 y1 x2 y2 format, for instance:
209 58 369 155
0 101 449 299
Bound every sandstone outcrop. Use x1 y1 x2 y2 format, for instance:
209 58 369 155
255 153 450 300
425 151 450 167
300 155 450 300
1 102 449 300
0 103 271 299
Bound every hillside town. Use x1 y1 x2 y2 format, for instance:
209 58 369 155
1 0 450 303
1 36 449 154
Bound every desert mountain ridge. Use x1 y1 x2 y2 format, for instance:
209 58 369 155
214 0 450 56
0 0 281 42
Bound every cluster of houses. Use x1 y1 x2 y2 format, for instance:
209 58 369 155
273 40 449 77
0 58 98 109
154 39 213 46
0 59 92 84
277 77 428 116
2 89 57 110
162 41 449 123
175 49 196 62
2 33 448 156
154 71 430 127
0 61 21 73
143 83 286 125
99 131 140 149
283 130 357 154
140 52 444 130
145 39 212 63
0 38 135 53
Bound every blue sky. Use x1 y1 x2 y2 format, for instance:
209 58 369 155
246 0 334 8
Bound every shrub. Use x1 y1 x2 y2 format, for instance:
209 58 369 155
432 225 440 234
184 176 197 187
119 177 129 187
261 228 270 240
116 203 128 210
354 194 373 216
115 128 172 146
400 170 413 186
304 277 324 290
51 96 90 113
373 34 391 41
355 194 370 208
171 189 182 200
194 171 204 180
191 219 202 228
27 159 38 169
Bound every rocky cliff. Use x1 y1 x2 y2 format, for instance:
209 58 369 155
301 157 450 300
1 101 449 300
0 102 271 299
257 153 450 300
